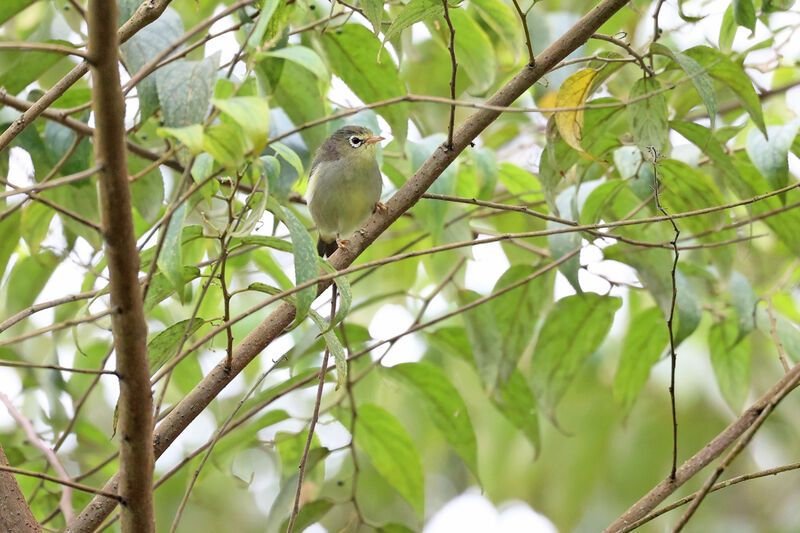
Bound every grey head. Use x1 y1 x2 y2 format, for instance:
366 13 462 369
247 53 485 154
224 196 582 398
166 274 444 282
310 126 380 175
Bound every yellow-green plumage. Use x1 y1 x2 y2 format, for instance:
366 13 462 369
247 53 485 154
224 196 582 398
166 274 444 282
307 126 383 257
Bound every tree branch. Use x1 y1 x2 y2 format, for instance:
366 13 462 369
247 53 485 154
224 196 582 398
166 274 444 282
0 393 75 523
604 358 800 532
67 1 637 529
0 443 41 533
0 0 174 152
85 1 154 532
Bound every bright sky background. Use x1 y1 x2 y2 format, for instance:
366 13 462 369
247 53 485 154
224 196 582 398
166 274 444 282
2 0 800 530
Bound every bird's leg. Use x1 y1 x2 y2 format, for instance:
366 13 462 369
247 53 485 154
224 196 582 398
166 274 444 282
336 238 351 252
373 202 388 214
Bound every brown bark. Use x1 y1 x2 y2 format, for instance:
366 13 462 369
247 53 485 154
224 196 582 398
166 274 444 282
85 1 154 532
0 443 41 533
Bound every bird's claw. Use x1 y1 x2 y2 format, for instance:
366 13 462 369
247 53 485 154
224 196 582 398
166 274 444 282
373 201 388 214
336 239 351 252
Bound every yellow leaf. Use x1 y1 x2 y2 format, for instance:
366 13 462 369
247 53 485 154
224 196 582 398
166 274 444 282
554 68 598 153
536 90 558 118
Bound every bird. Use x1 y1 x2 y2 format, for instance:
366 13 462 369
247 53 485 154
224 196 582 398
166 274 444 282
306 125 386 257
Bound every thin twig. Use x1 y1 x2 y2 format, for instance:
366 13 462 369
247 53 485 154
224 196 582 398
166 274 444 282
0 42 88 58
766 299 791 373
0 289 100 334
287 284 338 533
0 464 122 501
441 0 458 150
591 33 655 76
0 311 112 348
649 148 681 480
620 461 800 532
0 393 75 522
511 0 535 65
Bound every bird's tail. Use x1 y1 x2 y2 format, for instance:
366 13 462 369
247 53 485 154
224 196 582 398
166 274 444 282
317 237 338 258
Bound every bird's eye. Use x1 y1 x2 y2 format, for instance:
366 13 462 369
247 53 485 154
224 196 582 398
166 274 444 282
349 136 363 148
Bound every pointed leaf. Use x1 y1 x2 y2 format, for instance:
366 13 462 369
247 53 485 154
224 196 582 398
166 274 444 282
390 362 479 477
147 319 206 372
554 69 598 153
531 294 622 415
354 404 424 517
628 77 668 153
710 317 751 412
282 207 318 323
613 307 669 413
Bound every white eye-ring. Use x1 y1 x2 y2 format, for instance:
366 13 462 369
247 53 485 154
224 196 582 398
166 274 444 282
349 136 363 148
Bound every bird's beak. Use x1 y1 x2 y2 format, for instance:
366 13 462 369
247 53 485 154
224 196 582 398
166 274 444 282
364 136 384 145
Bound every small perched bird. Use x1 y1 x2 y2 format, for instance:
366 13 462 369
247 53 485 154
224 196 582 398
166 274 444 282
307 126 385 257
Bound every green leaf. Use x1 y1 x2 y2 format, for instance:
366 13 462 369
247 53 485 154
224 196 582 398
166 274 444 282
158 124 204 154
0 0 35 25
0 41 67 95
212 97 271 152
745 119 800 192
322 24 408 144
383 0 443 42
674 270 701 346
491 265 553 384
719 4 736 52
657 159 727 235
120 7 184 119
129 156 165 223
257 58 326 153
232 235 292 253
378 525 416 533
548 186 583 292
684 45 766 135
361 0 384 33
147 319 206 372
470 0 523 60
491 369 540 453
407 136 457 243
258 46 328 81
157 202 187 299
203 122 251 168
458 289 504 390
613 307 669 413
390 362 479 477
271 142 304 178
710 317 751 413
730 271 757 337
20 202 54 254
5 250 60 314
248 0 282 46
143 267 201 314
282 207 318 324
156 54 219 127
733 0 756 32
651 43 717 129
628 77 668 153
756 307 800 362
531 294 622 415
354 404 424 517
278 499 333 533
444 8 496 94
44 179 102 249
0 209 20 280
307 309 347 390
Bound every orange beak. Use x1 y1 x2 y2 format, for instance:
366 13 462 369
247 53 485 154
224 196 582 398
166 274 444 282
364 136 385 144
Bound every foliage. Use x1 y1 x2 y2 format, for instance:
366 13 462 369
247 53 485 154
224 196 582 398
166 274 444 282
1 0 800 532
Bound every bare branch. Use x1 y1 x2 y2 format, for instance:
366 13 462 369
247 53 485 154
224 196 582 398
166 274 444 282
441 0 458 150
0 443 41 533
0 393 75 523
86 1 154 531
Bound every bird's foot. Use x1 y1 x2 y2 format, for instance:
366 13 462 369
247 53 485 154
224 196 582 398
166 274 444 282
336 239 351 252
373 202 388 214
